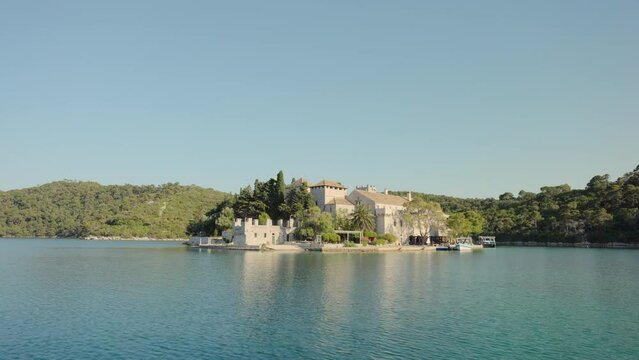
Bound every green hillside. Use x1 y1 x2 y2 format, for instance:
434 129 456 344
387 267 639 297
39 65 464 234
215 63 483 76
393 165 639 243
0 181 227 239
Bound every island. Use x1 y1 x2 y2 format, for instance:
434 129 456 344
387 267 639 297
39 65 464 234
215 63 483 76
1 166 637 248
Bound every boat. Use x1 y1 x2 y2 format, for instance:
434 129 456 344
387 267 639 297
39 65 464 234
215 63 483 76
453 243 473 252
479 236 496 248
453 237 473 252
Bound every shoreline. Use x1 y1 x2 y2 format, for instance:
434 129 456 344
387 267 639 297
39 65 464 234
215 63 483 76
3 237 638 248
187 242 475 253
84 236 186 241
498 241 639 249
0 236 187 242
190 239 639 251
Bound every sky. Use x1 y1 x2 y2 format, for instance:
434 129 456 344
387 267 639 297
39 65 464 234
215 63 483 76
1 0 638 198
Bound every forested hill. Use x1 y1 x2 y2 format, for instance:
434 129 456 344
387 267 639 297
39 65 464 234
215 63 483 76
3 166 638 243
393 165 639 243
0 181 227 239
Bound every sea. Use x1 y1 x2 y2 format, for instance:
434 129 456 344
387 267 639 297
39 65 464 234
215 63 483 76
1 238 637 359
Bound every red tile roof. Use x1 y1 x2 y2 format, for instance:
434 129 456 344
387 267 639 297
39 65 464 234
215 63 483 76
310 180 347 189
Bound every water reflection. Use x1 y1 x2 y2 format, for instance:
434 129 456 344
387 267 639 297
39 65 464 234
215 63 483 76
234 252 422 354
238 252 280 314
3 241 639 359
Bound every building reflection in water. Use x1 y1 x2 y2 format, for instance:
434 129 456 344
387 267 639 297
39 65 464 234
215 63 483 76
232 250 448 351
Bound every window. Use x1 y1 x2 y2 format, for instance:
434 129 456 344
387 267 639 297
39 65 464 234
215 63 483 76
264 233 267 238
254 233 258 238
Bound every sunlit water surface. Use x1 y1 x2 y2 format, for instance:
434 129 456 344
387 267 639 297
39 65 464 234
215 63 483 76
1 239 638 359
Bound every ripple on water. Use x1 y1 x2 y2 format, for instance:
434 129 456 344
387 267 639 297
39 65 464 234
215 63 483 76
1 241 639 359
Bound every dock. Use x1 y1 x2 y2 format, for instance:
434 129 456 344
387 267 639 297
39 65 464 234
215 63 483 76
187 239 440 253
186 237 487 253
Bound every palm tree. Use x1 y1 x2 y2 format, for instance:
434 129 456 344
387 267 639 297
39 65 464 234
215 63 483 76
350 203 375 232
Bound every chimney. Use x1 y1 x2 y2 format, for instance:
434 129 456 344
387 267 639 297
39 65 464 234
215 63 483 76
408 191 412 202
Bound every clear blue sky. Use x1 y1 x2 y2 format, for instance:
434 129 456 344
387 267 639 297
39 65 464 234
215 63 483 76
1 0 637 198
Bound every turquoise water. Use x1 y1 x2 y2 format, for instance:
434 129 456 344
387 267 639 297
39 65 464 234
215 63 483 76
1 239 638 359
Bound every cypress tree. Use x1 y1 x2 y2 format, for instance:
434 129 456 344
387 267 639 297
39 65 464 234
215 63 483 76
276 170 286 204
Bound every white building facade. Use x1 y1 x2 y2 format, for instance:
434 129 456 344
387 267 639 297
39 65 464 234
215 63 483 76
222 218 296 246
223 178 446 246
308 179 444 244
309 180 349 211
347 189 416 240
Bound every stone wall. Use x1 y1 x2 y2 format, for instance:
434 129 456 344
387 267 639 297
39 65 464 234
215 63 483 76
223 218 296 246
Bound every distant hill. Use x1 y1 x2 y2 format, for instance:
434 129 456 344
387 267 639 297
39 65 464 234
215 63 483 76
392 165 639 243
0 181 227 239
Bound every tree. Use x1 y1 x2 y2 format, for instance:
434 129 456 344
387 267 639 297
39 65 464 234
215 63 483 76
264 178 280 219
489 209 517 233
447 210 485 237
448 213 468 238
206 196 236 217
499 192 515 201
334 208 353 230
294 206 334 240
583 208 612 230
586 174 610 193
321 231 340 243
614 208 638 230
250 171 290 220
216 207 235 232
258 212 270 225
280 183 314 219
350 203 375 232
517 204 543 232
540 184 571 197
233 186 266 219
518 190 535 201
403 199 447 240
276 170 286 206
621 165 639 186
465 210 485 235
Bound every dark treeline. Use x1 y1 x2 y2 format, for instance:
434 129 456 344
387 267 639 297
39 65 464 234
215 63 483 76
394 165 639 243
187 171 315 236
0 181 226 239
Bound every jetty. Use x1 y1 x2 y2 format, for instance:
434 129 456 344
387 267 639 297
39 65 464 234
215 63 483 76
186 237 441 252
187 234 493 253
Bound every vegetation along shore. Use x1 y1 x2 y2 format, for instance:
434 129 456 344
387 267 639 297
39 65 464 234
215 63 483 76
0 182 225 239
0 165 637 244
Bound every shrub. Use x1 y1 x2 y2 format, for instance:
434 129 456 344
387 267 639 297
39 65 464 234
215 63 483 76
344 240 356 248
373 239 387 246
295 227 315 240
322 231 340 243
363 230 377 239
258 212 270 225
378 233 397 243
